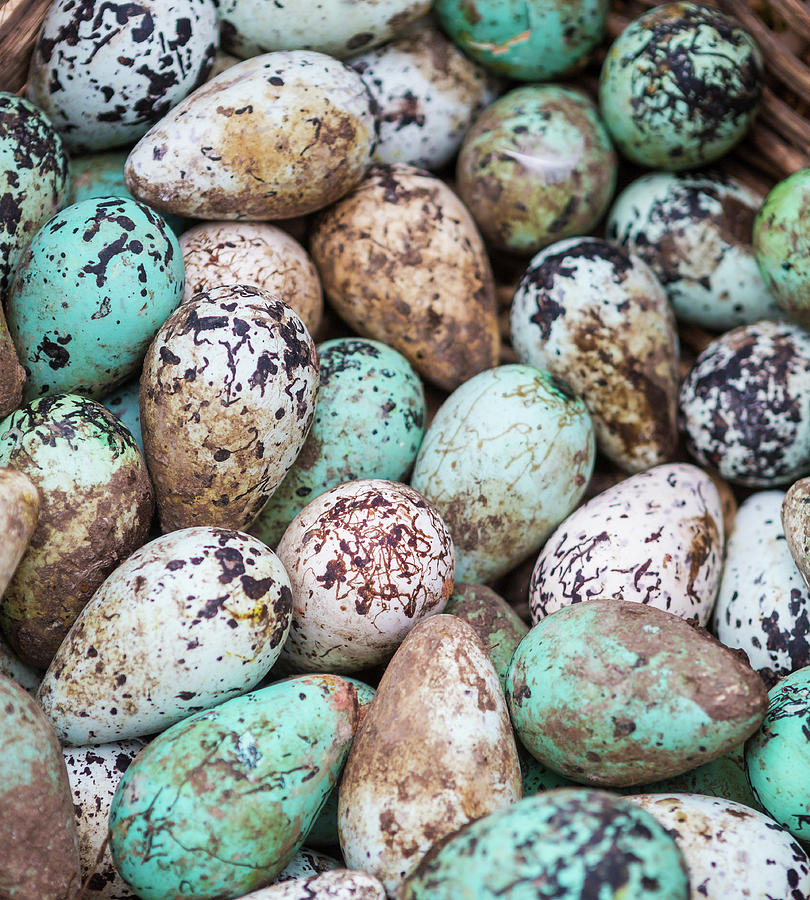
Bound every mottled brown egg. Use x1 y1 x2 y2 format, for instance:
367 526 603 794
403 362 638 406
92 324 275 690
179 222 323 333
0 307 24 419
310 164 499 392
0 468 38 597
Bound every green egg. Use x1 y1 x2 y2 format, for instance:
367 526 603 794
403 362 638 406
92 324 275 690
109 674 358 899
399 789 689 899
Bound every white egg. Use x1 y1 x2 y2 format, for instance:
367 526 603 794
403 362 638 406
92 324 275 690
239 870 386 899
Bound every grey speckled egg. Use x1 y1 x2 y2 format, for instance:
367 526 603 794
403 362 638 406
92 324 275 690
679 320 810 486
713 491 810 688
530 463 724 626
607 172 780 330
27 0 218 153
511 237 679 473
38 526 293 746
348 19 500 171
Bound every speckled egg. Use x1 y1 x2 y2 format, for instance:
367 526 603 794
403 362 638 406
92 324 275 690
0 92 70 300
508 599 768 786
310 164 499 392
275 848 339 883
7 196 184 401
250 338 426 548
241 871 386 899
27 0 218 152
599 2 763 169
179 222 323 333
511 237 679 472
218 0 429 59
276 479 453 673
607 171 780 330
713 491 810 688
783 476 810 589
456 85 617 255
63 740 145 898
435 0 607 80
399 789 688 900
0 674 81 899
411 364 595 583
125 51 377 220
0 467 38 598
102 377 142 453
348 19 500 170
627 793 810 899
0 394 153 670
530 463 724 626
338 615 521 895
109 675 357 899
38 526 293 745
679 320 810 486
141 284 318 532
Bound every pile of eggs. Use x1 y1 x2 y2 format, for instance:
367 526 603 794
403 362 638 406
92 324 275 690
5 0 810 897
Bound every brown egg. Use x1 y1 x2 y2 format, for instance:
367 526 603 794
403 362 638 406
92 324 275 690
0 468 38 598
310 164 500 392
0 307 24 419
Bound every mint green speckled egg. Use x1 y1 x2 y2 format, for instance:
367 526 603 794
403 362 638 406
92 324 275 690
399 789 689 900
109 674 358 899
599 2 763 169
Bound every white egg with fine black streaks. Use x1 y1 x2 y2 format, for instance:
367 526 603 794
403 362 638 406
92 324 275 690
27 0 218 153
37 527 293 746
713 491 810 688
240 870 386 899
529 463 724 626
63 740 145 899
274 848 340 883
141 284 319 532
276 479 454 673
627 793 810 900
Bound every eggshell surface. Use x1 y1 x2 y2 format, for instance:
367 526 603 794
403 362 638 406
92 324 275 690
241 870 385 899
0 467 38 598
783 476 810 589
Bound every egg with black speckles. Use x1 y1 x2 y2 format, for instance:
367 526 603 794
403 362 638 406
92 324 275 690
37 526 294 746
27 0 218 153
274 848 339 883
240 871 386 898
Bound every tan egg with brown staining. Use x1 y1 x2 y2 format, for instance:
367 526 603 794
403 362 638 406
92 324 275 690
782 476 810 589
338 614 521 896
125 51 377 221
310 164 499 392
0 306 24 419
180 222 323 334
0 468 38 597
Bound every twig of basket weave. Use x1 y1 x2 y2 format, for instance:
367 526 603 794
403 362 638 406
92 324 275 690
0 0 50 94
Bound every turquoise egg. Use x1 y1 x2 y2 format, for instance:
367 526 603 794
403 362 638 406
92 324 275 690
745 666 810 839
250 338 425 548
109 674 358 899
101 377 142 452
7 196 184 401
399 789 689 899
435 0 607 80
599 2 763 169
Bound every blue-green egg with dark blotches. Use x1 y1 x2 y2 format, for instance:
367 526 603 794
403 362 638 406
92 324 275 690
7 196 184 401
101 376 142 453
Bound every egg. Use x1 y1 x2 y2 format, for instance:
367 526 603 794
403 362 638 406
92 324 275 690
0 674 81 898
0 467 38 597
456 85 617 255
411 364 595 583
783 476 810 588
38 526 294 746
399 789 689 900
179 222 323 333
250 338 426 548
607 171 781 330
7 196 184 401
140 284 318 532
0 305 24 418
338 615 521 895
0 394 153 670
240 871 386 899
511 237 679 472
347 19 500 171
275 848 339 882
599 2 763 169
276 479 453 673
217 0 430 59
530 463 724 626
109 675 357 899
507 599 768 786
679 320 810 486
626 793 810 899
27 0 218 152
0 633 40 694
101 377 143 453
310 164 499 392
125 51 377 220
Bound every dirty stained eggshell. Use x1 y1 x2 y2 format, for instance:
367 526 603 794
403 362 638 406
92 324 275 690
27 0 218 153
140 283 319 532
0 467 39 598
530 463 724 626
783 476 810 590
276 479 454 673
0 306 24 420
125 51 378 221
511 237 679 472
38 526 294 746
